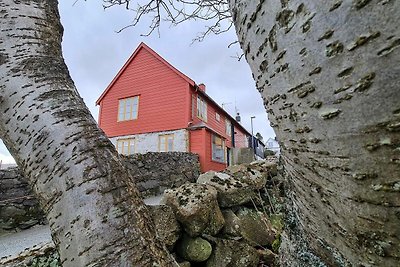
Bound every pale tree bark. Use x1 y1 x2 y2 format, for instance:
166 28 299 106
0 1 177 266
229 0 399 266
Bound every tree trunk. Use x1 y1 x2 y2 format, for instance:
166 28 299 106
0 1 176 266
229 0 399 266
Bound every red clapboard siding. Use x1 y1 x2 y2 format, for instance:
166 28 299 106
190 129 226 172
190 89 250 148
97 42 250 173
203 130 227 172
234 125 248 148
98 46 191 137
189 129 206 172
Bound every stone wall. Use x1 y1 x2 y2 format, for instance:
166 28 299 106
231 147 255 165
124 152 200 197
0 168 46 234
0 152 200 233
0 159 283 267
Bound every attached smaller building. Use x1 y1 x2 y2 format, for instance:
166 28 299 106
96 43 253 172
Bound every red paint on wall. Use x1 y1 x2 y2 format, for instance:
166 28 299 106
189 129 206 172
98 46 191 137
97 42 252 172
203 130 227 172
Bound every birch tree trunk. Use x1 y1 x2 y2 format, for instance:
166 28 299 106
229 0 400 266
0 1 177 266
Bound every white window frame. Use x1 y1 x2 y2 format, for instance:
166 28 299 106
116 138 136 155
159 134 174 152
118 96 139 121
197 96 207 122
212 134 225 163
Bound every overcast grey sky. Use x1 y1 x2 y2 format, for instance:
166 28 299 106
0 1 275 164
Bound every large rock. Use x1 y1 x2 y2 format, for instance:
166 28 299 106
223 163 267 190
176 235 213 262
197 171 257 207
161 183 224 236
205 238 259 267
247 160 278 178
221 207 276 247
257 249 278 267
235 207 276 247
220 209 241 237
147 205 181 250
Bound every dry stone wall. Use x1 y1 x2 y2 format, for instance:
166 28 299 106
123 152 200 197
0 152 200 233
0 168 46 234
1 159 284 267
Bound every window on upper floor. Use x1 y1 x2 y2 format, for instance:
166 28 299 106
197 96 207 122
159 134 174 152
118 96 139 121
192 95 196 119
225 119 232 136
212 134 225 163
116 138 135 155
215 113 221 122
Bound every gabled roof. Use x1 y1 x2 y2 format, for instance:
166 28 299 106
96 42 195 105
96 42 253 137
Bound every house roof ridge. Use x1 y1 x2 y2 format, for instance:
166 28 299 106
96 42 195 105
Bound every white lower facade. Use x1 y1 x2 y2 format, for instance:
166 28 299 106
109 129 189 155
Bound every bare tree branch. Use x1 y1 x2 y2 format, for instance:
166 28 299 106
103 0 232 42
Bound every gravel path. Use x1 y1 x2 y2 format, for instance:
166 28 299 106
0 195 162 260
0 225 51 259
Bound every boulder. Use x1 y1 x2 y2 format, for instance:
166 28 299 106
197 171 257 207
224 164 267 190
176 235 212 262
205 238 259 267
220 209 241 237
257 249 278 266
147 205 181 250
248 160 278 177
161 183 224 236
235 207 276 247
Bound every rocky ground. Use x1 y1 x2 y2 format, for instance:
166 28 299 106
0 158 284 267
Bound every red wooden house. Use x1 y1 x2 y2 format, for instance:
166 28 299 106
96 43 251 172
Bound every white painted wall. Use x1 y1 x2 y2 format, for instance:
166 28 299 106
265 137 280 155
109 129 189 154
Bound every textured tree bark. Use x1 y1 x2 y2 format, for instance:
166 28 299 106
229 0 399 266
0 1 177 266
